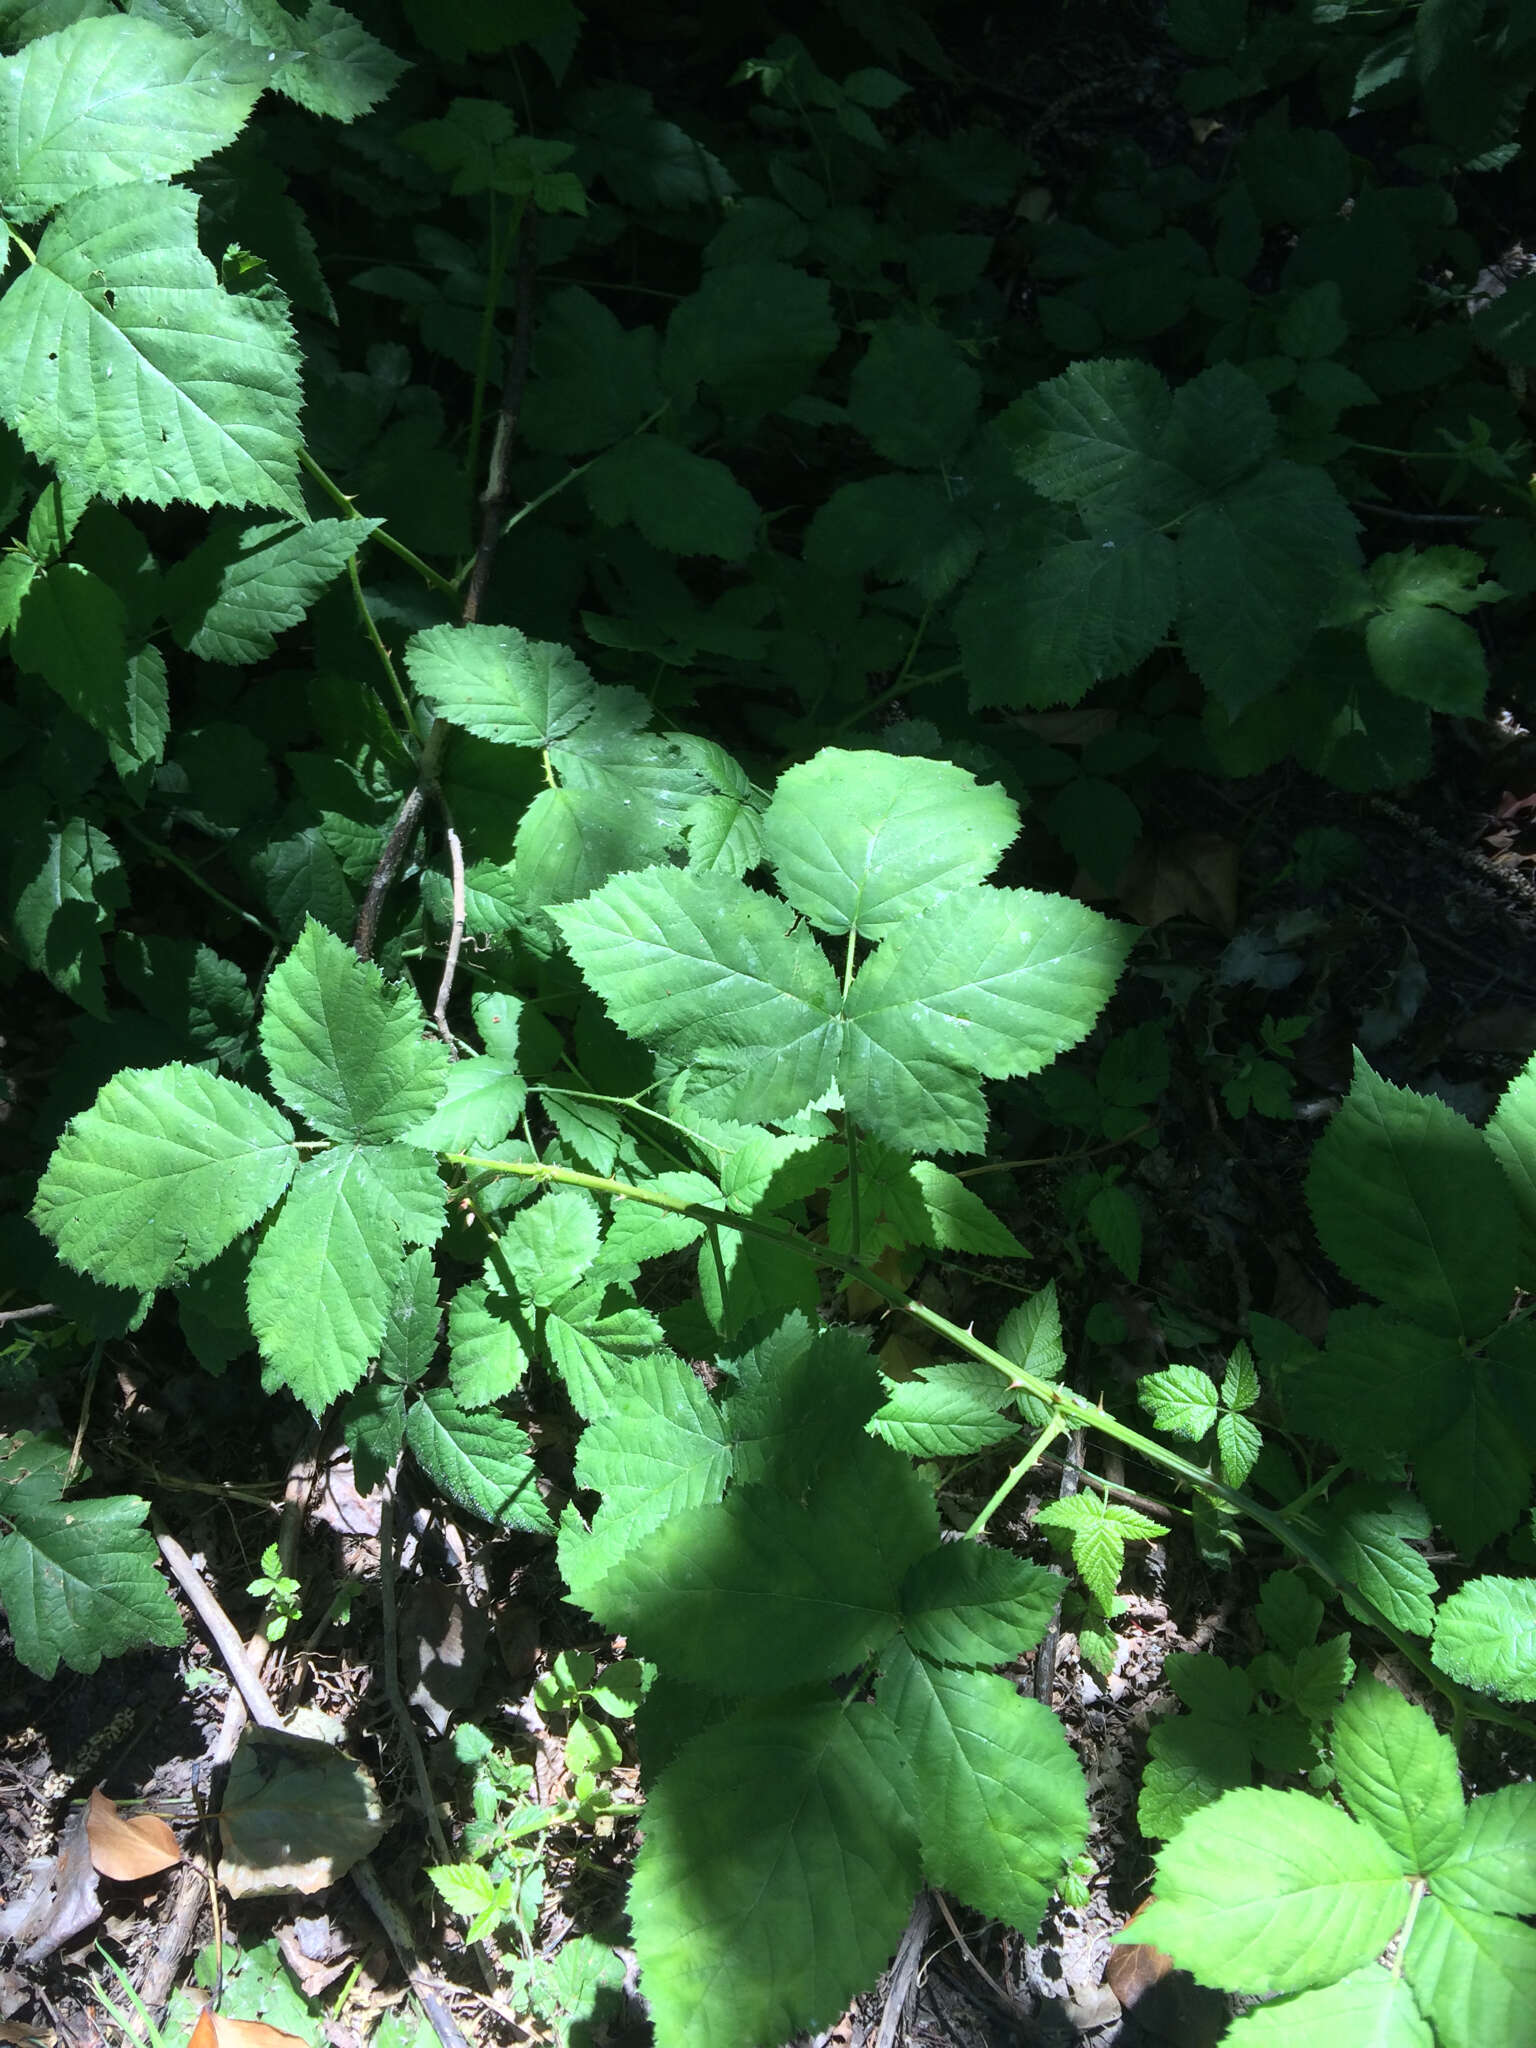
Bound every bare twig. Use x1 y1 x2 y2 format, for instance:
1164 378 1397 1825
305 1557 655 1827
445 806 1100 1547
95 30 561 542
431 822 467 1046
931 1892 1023 2015
148 1470 469 2048
875 1890 935 2048
141 1443 320 2014
353 776 432 963
353 208 538 966
462 209 539 628
0 1301 57 1324
350 1860 472 2048
153 1522 284 1730
379 1469 453 1870
379 1473 496 1996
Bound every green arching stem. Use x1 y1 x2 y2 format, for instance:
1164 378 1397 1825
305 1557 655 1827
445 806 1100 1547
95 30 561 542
468 399 672 575
443 1147 1535 1737
1276 1458 1350 1523
827 604 941 741
1391 1879 1429 1980
296 447 459 598
543 1078 734 1162
967 1419 1066 1540
117 819 278 940
347 552 419 740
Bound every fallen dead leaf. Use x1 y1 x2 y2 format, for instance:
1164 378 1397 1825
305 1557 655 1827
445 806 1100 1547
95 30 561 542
85 1790 181 1881
1105 1899 1176 2008
13 1805 100 1964
1118 833 1240 933
275 1926 353 2001
190 2007 312 2048
218 1725 384 1899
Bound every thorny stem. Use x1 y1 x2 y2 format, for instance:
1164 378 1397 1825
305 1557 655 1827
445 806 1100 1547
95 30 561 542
444 1147 1534 1736
464 196 524 528
1277 1458 1350 1522
967 1419 1066 1539
347 551 419 741
117 819 277 940
478 400 671 562
954 1122 1155 1179
297 447 458 598
827 605 940 740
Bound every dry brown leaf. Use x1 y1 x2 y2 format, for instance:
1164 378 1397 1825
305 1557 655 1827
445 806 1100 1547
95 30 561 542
875 1330 932 1381
189 2002 312 2048
1009 708 1119 745
0 2025 55 2047
15 1805 100 1963
1104 1899 1176 2009
85 1790 181 1881
1117 833 1240 932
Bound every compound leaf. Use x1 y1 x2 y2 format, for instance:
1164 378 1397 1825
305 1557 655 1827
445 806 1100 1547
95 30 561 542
1139 1363 1219 1439
33 1062 297 1290
163 514 380 663
522 286 662 454
1178 462 1360 711
248 1147 405 1413
1332 1679 1463 1874
1034 1491 1166 1612
1430 1784 1536 1916
405 1387 553 1532
878 1639 1087 1931
0 1491 184 1678
585 434 759 561
628 1701 918 2048
871 1362 1020 1458
1002 357 1193 524
1306 1053 1514 1338
1311 1488 1437 1637
1403 1894 1536 2048
553 867 842 1127
0 181 304 512
1128 1786 1409 1992
842 886 1133 1155
897 1542 1061 1666
847 319 980 469
579 1435 936 1692
1222 1970 1432 2047
662 259 837 416
0 14 269 224
762 748 1017 940
447 1279 530 1408
1431 1576 1536 1703
405 624 597 746
259 918 449 1145
961 529 1178 710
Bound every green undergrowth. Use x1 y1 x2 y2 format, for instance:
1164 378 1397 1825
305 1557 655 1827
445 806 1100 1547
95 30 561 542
1 4 1535 2047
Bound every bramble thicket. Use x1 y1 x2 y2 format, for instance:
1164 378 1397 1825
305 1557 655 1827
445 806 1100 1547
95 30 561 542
2 5 1535 2048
